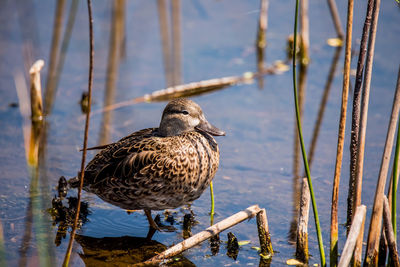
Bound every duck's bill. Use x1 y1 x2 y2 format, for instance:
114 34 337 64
195 121 226 136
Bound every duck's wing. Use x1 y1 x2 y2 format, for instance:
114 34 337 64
81 128 157 151
81 128 157 183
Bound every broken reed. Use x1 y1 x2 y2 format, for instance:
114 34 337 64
292 0 325 265
338 205 366 267
296 178 310 263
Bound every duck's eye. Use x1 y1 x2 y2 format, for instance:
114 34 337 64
182 110 189 115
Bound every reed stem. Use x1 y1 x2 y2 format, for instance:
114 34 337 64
363 1 391 264
352 1 378 263
392 67 400 241
62 0 94 266
292 0 325 265
210 181 215 225
347 0 374 234
330 0 353 265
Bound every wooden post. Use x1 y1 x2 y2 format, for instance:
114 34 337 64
338 205 366 267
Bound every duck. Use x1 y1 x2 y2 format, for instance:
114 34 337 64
67 98 225 232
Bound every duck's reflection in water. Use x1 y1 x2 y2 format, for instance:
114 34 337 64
49 195 198 265
74 234 195 266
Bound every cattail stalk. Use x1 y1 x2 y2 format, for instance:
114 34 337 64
330 0 353 265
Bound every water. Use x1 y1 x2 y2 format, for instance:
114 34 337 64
0 0 399 266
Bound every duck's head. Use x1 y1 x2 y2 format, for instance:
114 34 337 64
158 98 225 137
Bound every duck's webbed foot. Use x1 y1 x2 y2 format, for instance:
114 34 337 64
144 210 176 232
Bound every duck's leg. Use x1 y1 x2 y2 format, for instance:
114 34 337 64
144 209 162 231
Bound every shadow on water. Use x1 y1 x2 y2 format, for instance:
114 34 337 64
48 193 199 266
75 235 195 266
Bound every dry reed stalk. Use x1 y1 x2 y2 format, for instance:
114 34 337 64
157 0 173 87
171 0 182 86
256 209 273 256
354 1 381 264
330 0 353 265
363 0 393 264
338 205 366 267
379 67 400 265
383 196 400 267
363 0 385 263
296 178 310 263
326 0 344 39
62 0 94 265
143 205 263 265
347 0 375 233
44 0 66 114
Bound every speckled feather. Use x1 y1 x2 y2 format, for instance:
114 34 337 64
69 99 222 211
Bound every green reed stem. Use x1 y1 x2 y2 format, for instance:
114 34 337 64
210 181 215 225
392 118 400 239
292 0 325 266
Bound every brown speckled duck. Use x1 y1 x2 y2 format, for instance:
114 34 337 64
68 98 225 231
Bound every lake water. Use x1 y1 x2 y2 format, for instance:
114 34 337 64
0 0 399 266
